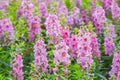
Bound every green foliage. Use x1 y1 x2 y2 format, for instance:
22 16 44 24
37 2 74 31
7 0 20 22
64 0 73 11
74 27 79 34
0 46 11 77
0 74 8 80
81 0 91 10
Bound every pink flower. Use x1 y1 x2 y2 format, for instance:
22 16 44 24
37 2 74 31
92 6 106 33
91 32 101 57
109 24 117 39
117 72 120 80
111 3 120 20
17 0 34 19
34 40 48 72
104 24 116 56
67 7 82 26
101 0 114 10
27 16 41 42
110 52 120 79
90 0 96 12
54 40 70 74
57 3 68 16
76 0 82 7
70 35 78 58
104 36 115 56
45 14 62 43
105 24 117 39
60 29 71 46
37 0 51 5
0 18 14 39
12 54 23 80
0 0 9 10
77 30 93 69
61 29 70 40
39 2 48 17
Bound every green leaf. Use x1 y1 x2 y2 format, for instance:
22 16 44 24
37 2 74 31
94 73 107 80
64 0 72 11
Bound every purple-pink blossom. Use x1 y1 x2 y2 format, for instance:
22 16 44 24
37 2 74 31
101 0 114 10
104 24 117 56
110 52 120 79
17 0 34 19
77 30 93 69
91 32 101 57
27 16 41 42
39 2 48 17
57 3 68 16
45 14 62 43
0 0 9 10
92 6 106 33
111 3 120 20
34 40 48 72
12 54 23 80
70 35 78 58
54 40 70 74
0 18 14 39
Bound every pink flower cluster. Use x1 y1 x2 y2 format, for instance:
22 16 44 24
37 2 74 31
17 0 34 19
0 18 14 39
81 10 89 24
67 7 82 26
60 29 100 68
104 24 116 56
39 2 48 17
91 33 101 57
60 29 70 46
12 54 23 80
27 16 41 42
0 0 9 10
90 0 96 12
77 30 93 69
45 14 62 39
66 15 74 26
92 6 106 33
34 40 48 72
54 40 70 74
104 36 115 56
105 24 117 39
37 0 51 5
101 0 114 10
111 3 120 20
57 3 68 16
109 52 120 80
76 0 82 8
60 29 79 58
70 35 78 58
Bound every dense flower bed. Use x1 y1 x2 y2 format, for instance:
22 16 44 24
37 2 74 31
0 0 120 80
